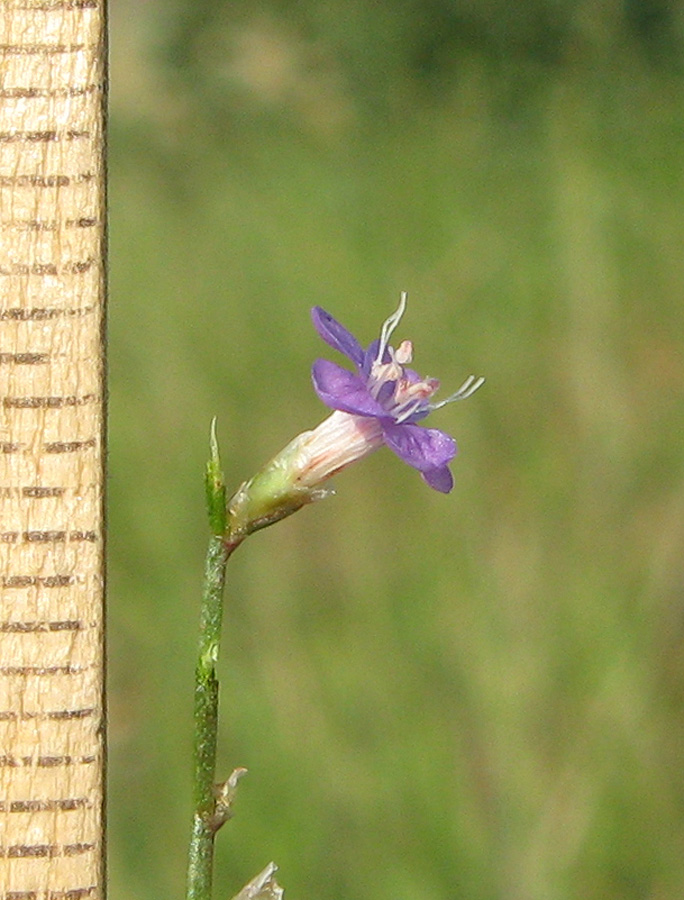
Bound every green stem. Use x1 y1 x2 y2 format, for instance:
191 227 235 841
186 532 238 900
185 414 310 900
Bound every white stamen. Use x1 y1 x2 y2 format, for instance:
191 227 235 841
376 291 408 366
394 400 424 424
431 375 486 410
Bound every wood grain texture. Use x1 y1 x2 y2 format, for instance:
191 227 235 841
0 2 106 898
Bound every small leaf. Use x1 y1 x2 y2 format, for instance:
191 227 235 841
210 766 247 832
231 862 284 900
205 417 227 536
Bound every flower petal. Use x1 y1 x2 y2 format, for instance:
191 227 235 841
421 466 454 493
311 307 364 367
375 379 396 406
381 422 457 471
312 359 389 417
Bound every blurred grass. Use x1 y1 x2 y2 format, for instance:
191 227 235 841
109 6 684 900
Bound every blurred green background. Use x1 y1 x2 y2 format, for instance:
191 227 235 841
108 2 684 898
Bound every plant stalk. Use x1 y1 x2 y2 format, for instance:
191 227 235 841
186 533 237 900
186 420 240 900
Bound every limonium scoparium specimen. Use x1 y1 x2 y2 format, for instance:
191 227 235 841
311 292 484 493
227 293 484 537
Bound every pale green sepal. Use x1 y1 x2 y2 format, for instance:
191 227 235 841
226 434 331 540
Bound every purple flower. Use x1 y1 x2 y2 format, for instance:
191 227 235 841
226 294 484 539
310 293 484 493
